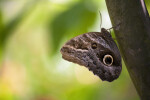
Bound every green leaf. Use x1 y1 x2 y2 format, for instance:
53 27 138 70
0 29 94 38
145 0 150 14
0 0 39 50
50 1 98 55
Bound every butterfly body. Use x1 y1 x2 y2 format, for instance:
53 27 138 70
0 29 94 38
60 28 122 82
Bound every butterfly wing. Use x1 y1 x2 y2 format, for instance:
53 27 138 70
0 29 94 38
60 29 122 82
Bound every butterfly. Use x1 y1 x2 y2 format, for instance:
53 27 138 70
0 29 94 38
60 13 122 82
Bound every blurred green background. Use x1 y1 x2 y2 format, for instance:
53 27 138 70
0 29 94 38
0 0 150 100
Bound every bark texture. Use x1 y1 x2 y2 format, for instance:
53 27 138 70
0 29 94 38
105 0 150 99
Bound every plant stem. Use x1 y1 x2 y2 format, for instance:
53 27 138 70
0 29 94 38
105 0 150 99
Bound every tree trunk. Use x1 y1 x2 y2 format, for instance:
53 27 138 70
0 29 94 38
105 0 150 99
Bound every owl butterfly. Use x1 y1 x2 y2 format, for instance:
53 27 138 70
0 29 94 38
60 16 122 82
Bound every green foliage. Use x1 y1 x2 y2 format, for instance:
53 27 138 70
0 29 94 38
0 0 38 49
145 0 150 13
50 1 97 55
0 0 144 100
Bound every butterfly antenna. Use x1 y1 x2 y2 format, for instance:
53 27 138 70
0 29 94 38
99 11 102 30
